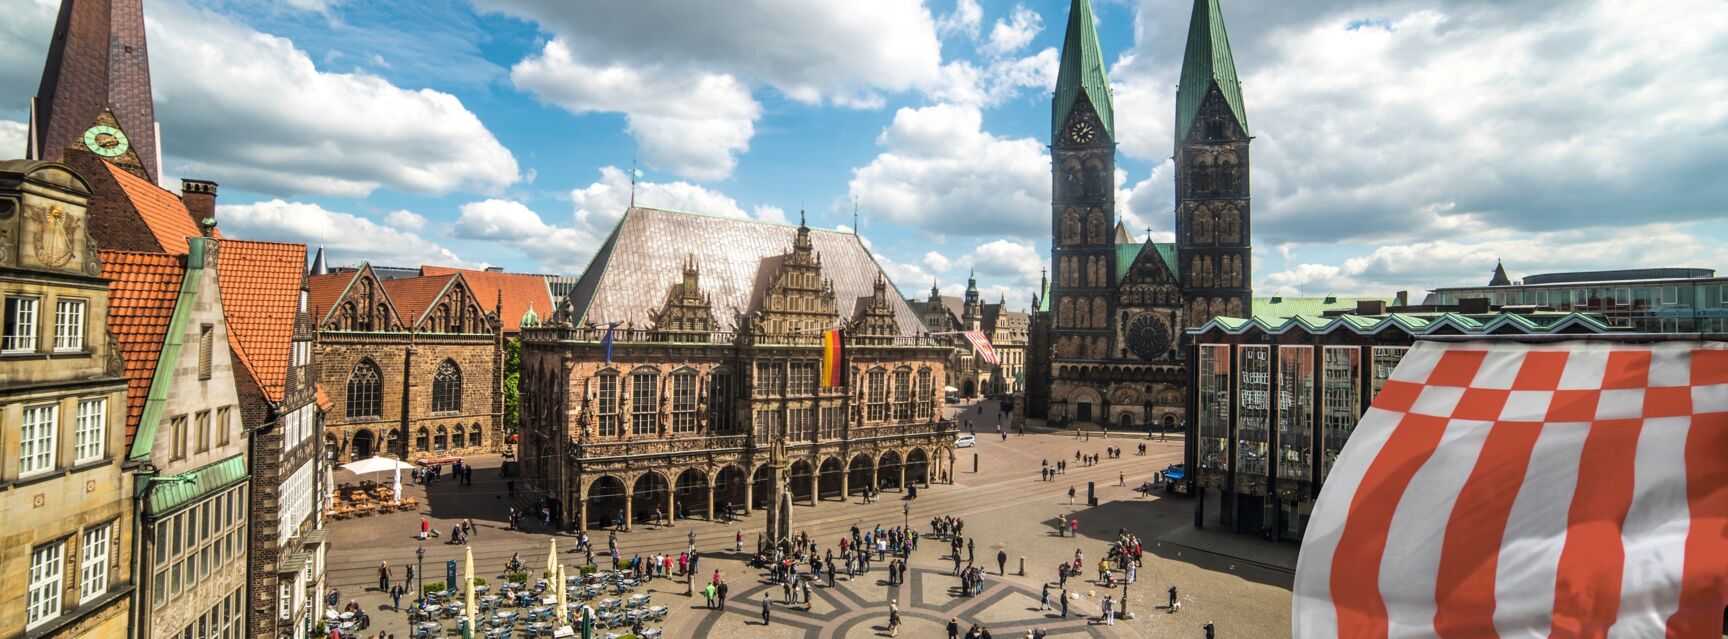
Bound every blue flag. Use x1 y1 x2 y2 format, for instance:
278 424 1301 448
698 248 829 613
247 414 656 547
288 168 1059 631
601 322 618 363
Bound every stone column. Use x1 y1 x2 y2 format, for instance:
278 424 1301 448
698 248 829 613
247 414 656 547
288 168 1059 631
706 482 715 521
578 485 589 532
666 484 676 527
898 458 906 491
743 467 754 513
840 467 850 498
810 470 820 504
624 486 634 532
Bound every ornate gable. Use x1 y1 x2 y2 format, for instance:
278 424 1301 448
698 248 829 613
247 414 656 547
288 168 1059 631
321 265 405 332
1119 241 1184 307
416 275 492 334
849 274 900 342
752 219 837 338
649 254 717 335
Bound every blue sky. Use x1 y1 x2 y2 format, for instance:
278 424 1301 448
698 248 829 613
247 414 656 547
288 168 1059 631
2 0 1725 312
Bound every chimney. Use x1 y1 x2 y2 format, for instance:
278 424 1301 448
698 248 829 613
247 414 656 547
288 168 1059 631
1357 300 1388 315
182 179 218 235
1459 297 1491 314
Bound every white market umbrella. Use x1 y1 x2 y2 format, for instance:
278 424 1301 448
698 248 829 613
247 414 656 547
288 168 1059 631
556 564 569 625
340 455 417 475
547 539 558 578
944 386 959 393
465 545 477 625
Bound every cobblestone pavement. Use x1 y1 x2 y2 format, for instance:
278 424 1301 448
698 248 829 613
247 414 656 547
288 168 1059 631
322 401 1294 637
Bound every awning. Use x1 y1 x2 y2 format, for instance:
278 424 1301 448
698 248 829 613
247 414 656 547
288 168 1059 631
1163 468 1186 481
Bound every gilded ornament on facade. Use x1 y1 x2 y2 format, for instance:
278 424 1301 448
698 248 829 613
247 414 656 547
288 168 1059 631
28 203 80 267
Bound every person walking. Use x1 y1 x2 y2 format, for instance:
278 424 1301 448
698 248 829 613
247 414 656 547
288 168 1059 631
736 530 744 552
1039 583 1050 610
404 564 414 589
1102 595 1115 626
377 561 391 591
1069 517 1079 538
947 618 961 639
1169 585 1179 612
718 580 730 609
888 601 902 637
419 516 429 540
966 538 975 563
997 549 1008 575
761 593 772 625
388 583 404 611
1119 471 1125 487
1060 589 1070 618
1067 486 1075 505
1204 622 1215 638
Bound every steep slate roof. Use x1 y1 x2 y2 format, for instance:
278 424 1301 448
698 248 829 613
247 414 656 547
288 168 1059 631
1052 0 1113 139
102 161 214 255
380 273 455 325
567 207 926 336
1176 0 1249 142
218 240 306 403
422 265 552 333
99 249 186 447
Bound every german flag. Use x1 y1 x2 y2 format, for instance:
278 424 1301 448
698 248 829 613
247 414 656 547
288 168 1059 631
820 329 845 388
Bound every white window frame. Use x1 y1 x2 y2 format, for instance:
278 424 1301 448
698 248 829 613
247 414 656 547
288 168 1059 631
53 298 86 352
75 397 107 463
1662 285 1679 306
28 541 64 629
1615 287 1631 306
20 403 59 477
4 295 40 353
80 524 111 604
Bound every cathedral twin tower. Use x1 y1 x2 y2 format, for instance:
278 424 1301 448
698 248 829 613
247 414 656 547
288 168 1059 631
1043 0 1251 426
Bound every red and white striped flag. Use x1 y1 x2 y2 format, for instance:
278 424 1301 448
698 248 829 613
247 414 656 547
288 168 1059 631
962 330 1000 366
1295 340 1728 638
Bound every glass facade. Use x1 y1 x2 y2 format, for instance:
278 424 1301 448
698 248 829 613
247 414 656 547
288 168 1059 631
1277 346 1313 482
1237 346 1269 477
1321 347 1360 481
1197 345 1231 470
1371 347 1409 397
1429 278 1728 333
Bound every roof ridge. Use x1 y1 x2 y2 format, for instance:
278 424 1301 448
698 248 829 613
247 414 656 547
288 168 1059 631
1176 0 1249 142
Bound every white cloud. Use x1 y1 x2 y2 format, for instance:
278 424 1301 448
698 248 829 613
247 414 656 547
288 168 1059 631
510 40 760 181
923 251 953 273
0 0 54 116
0 120 26 158
451 198 601 273
481 0 944 106
936 0 983 41
1258 223 1728 297
219 200 473 268
384 209 427 231
146 1 519 197
872 252 936 294
982 5 1044 56
569 166 756 232
969 239 1045 283
849 103 1050 238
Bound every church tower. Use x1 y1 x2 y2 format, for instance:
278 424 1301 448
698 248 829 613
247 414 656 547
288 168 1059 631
1050 0 1117 366
962 269 982 331
28 0 161 183
1174 0 1251 326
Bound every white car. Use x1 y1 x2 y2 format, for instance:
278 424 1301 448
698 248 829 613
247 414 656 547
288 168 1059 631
955 434 977 448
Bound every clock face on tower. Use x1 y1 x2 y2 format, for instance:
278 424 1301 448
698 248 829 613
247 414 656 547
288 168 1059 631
1126 313 1171 361
1066 119 1097 145
82 125 129 158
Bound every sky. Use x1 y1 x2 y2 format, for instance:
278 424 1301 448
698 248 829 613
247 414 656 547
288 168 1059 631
2 0 1725 312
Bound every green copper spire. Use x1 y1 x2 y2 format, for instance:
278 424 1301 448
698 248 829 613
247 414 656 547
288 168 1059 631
1176 0 1248 143
1052 0 1113 141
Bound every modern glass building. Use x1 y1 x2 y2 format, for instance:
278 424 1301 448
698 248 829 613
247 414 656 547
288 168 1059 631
1425 267 1728 333
1184 309 1619 541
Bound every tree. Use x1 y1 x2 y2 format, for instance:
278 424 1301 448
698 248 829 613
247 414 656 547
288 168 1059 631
503 336 521 433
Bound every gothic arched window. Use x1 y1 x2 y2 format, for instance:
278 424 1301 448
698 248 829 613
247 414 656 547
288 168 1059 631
347 361 382 418
469 423 483 447
432 359 462 413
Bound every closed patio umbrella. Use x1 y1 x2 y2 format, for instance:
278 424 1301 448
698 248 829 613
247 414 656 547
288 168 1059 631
464 545 476 639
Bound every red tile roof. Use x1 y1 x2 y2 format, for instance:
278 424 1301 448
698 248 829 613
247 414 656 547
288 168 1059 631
306 271 357 324
101 161 214 255
421 266 551 333
217 240 306 403
381 274 455 325
99 249 186 448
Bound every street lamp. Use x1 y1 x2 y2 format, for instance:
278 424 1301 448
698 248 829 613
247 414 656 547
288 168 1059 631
1121 575 1129 618
902 502 910 533
416 545 426 613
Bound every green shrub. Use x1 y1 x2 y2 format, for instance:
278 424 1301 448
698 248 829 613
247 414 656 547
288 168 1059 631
507 571 529 583
422 581 446 595
579 564 598 575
